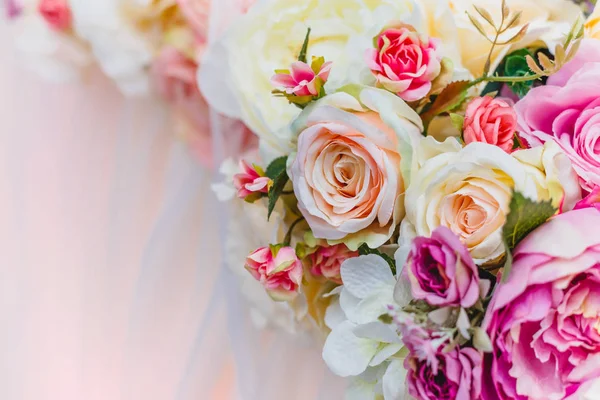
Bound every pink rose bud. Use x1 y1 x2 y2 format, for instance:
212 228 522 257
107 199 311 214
406 226 480 308
38 0 72 31
366 24 441 102
271 59 332 97
574 186 600 211
233 160 270 201
245 245 303 301
463 96 518 153
310 244 358 284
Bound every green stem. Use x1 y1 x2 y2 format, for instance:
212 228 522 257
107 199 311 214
467 72 543 90
283 217 304 246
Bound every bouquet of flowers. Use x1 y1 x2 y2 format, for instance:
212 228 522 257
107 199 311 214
210 0 600 398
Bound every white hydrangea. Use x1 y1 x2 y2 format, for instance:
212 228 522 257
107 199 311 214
322 254 410 400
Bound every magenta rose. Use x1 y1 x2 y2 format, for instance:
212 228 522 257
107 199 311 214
366 24 441 102
516 39 600 192
464 96 518 153
404 327 482 400
406 227 480 308
482 208 600 400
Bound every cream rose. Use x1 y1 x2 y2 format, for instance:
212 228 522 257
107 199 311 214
446 0 582 78
401 138 542 264
288 86 422 250
199 0 465 161
512 141 581 212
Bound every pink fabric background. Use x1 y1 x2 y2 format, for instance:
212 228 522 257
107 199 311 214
0 21 235 399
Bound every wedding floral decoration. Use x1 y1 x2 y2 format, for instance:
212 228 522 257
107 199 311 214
212 0 600 398
5 0 255 167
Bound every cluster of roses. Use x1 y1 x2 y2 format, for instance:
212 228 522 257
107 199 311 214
230 1 600 397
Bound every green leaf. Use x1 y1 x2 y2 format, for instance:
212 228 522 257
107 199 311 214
298 27 311 63
449 113 465 133
267 170 289 220
501 191 556 282
265 156 288 180
421 80 471 130
358 244 396 275
503 49 535 97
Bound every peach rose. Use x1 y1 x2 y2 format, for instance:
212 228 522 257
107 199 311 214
463 96 517 153
288 86 423 249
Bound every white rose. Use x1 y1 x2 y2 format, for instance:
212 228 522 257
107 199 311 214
446 0 582 77
401 138 541 264
512 141 582 212
199 0 466 161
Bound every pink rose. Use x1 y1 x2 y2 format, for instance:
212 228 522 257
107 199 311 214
366 25 441 102
271 60 332 97
574 186 600 211
288 88 422 248
406 227 480 308
233 160 270 200
245 246 303 301
403 324 482 400
516 39 600 191
309 244 358 284
38 0 72 31
482 208 600 400
463 96 518 153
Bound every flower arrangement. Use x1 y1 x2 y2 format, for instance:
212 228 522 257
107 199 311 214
5 0 255 167
212 0 600 398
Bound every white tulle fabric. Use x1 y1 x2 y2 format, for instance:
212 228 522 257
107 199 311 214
0 20 234 399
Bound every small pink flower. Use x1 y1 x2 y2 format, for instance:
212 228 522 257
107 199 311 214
245 246 303 301
233 160 270 200
366 24 441 102
38 0 72 31
271 60 332 97
463 96 518 153
310 244 358 284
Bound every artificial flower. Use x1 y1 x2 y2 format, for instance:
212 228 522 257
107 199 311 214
405 341 482 400
401 138 540 263
482 208 600 400
271 59 332 97
232 160 270 200
512 140 582 212
444 0 582 78
516 38 600 192
198 0 464 161
38 0 72 31
463 96 517 153
585 1 600 40
288 86 422 249
406 226 480 308
323 254 404 399
245 245 303 301
309 244 358 284
366 24 442 102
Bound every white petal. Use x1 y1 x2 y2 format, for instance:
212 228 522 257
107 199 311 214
352 290 396 325
353 322 401 344
323 321 379 377
383 359 409 400
341 255 395 299
325 298 346 330
340 288 361 319
393 275 413 308
370 343 403 367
